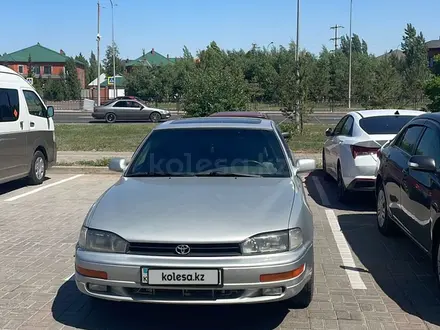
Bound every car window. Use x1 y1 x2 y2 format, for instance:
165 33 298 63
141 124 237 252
0 88 20 122
415 127 440 169
275 124 294 163
23 90 47 118
395 125 424 155
114 101 127 107
333 116 347 135
126 128 291 177
359 115 416 135
129 101 142 108
340 116 354 136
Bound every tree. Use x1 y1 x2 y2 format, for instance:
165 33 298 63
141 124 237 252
75 53 89 85
64 57 81 100
424 76 440 112
401 23 431 106
369 58 402 108
103 44 124 76
88 51 98 84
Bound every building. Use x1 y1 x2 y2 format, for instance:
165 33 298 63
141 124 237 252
87 74 126 102
377 38 440 68
426 39 440 68
125 48 178 72
0 43 86 88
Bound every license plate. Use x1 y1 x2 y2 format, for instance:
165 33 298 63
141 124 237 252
141 268 221 286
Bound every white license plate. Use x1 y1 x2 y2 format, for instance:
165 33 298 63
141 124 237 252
141 268 221 286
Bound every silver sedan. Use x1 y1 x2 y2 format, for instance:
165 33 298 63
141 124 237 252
74 117 316 306
92 99 171 123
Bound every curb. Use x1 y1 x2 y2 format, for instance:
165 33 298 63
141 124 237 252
48 166 120 175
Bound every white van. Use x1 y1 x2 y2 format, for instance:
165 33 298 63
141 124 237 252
0 65 56 185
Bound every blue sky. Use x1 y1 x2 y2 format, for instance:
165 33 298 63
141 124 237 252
2 0 438 60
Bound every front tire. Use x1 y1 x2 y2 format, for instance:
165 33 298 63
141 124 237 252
286 271 314 309
150 111 161 123
322 150 331 181
336 164 349 202
376 184 396 236
28 150 46 185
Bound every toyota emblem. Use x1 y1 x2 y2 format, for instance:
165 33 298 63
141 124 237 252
175 244 191 255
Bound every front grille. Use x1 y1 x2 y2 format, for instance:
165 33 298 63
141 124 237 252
129 288 244 300
127 242 242 257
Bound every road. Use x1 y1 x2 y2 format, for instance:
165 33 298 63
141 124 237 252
1 169 439 329
53 111 345 125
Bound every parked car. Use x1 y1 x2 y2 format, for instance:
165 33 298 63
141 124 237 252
322 109 425 202
92 99 171 123
0 65 56 185
100 96 144 106
74 117 316 306
375 112 440 285
209 111 269 119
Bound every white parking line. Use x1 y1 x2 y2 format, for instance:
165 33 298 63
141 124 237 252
64 273 75 281
312 176 367 290
4 174 84 202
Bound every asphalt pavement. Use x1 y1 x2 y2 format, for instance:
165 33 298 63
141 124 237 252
53 111 346 125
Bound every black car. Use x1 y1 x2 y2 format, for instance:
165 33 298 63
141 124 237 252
375 112 440 283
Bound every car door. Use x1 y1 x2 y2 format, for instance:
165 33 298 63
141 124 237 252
385 124 425 224
112 100 130 120
324 116 348 178
129 101 147 121
400 123 440 250
0 88 27 182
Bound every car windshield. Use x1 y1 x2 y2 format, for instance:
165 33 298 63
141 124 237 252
359 115 416 135
126 128 290 177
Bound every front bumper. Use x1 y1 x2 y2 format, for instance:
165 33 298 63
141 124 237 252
161 113 171 119
74 243 313 304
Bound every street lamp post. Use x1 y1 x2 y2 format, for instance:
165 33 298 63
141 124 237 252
348 0 353 109
295 0 300 127
110 0 116 99
97 0 101 106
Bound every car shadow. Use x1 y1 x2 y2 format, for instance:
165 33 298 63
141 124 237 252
88 119 177 124
304 170 376 212
337 212 440 325
0 176 50 196
52 280 290 330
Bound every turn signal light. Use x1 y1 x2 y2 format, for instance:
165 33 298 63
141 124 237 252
76 265 108 280
260 264 305 282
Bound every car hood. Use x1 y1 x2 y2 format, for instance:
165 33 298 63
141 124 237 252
146 107 168 113
86 177 296 243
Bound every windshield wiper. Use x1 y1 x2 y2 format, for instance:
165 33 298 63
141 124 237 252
126 172 194 177
195 171 262 177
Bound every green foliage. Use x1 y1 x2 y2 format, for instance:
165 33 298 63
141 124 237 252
65 57 81 100
424 76 440 112
103 44 125 76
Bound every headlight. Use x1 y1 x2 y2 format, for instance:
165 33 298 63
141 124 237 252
241 228 303 255
77 226 128 253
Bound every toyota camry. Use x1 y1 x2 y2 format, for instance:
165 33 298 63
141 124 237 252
74 117 316 306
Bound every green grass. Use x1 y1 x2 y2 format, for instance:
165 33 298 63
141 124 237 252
55 123 327 154
55 124 155 152
57 158 112 166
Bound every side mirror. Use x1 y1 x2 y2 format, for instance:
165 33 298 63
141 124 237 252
408 155 436 172
325 128 333 137
296 158 316 174
109 157 129 172
47 106 54 118
140 105 144 110
282 132 290 138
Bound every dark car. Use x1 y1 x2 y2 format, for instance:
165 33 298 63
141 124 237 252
209 111 269 119
375 112 440 285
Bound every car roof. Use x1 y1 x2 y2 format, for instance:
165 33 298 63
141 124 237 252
209 111 268 118
154 117 274 130
415 112 440 124
349 109 425 118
